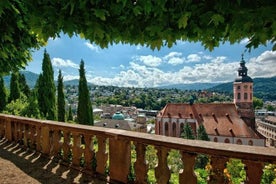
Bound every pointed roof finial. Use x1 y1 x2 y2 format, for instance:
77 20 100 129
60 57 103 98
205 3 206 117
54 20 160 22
240 53 245 64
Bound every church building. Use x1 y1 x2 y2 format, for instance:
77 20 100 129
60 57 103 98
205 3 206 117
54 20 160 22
155 56 265 146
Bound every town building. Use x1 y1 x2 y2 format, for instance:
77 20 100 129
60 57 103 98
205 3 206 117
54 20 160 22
155 56 265 146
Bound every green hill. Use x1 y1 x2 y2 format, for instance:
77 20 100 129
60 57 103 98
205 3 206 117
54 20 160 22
3 71 39 88
210 76 276 101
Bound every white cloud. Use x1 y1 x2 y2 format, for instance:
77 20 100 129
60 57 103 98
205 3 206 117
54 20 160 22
134 55 162 67
247 50 276 78
52 58 79 68
240 38 250 45
84 42 100 53
163 52 184 66
186 54 201 62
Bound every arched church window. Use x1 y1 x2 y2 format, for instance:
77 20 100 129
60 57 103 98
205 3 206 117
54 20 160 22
224 138 230 143
248 140 253 146
165 122 169 136
237 85 240 90
237 139 242 145
214 137 218 142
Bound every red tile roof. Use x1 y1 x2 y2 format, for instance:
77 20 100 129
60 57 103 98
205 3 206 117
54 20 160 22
158 103 261 138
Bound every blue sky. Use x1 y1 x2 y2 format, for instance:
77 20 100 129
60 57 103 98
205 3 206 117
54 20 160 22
26 34 276 87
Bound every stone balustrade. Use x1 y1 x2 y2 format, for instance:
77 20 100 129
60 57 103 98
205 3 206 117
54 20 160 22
1 114 276 184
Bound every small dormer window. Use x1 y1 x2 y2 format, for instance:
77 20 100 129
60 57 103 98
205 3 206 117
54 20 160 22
115 124 120 128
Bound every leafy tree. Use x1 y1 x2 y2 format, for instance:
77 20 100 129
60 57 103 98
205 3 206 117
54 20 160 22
19 73 30 97
37 50 56 120
3 96 28 116
57 70 65 122
8 72 20 102
1 1 275 74
181 123 195 140
253 97 264 109
67 105 73 122
77 60 93 125
0 76 7 111
266 104 276 112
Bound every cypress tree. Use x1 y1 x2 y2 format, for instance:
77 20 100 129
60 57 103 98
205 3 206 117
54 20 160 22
77 60 93 125
197 124 210 141
19 73 30 97
0 76 7 111
37 50 56 120
57 70 65 122
67 105 73 122
24 90 40 118
181 123 195 140
8 72 20 102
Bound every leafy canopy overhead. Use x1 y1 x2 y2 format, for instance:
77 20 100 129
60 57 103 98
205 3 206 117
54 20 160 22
1 0 275 74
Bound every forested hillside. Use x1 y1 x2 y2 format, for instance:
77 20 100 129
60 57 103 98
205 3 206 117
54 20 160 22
210 76 276 101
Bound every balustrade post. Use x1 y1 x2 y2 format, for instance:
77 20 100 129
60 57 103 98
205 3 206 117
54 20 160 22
109 138 131 183
4 118 12 141
134 142 148 184
41 125 50 155
83 134 94 172
179 152 197 184
155 147 170 184
23 124 28 147
72 133 82 167
62 131 70 163
243 160 264 184
208 156 228 184
96 136 108 176
51 130 61 157
35 126 41 152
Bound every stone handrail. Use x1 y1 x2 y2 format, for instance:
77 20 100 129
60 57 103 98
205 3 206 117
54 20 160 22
0 114 276 184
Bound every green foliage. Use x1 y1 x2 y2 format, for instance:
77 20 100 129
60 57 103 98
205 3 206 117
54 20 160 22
67 105 73 122
23 90 41 118
181 123 195 140
77 60 93 125
3 95 28 116
226 159 246 184
266 104 276 112
261 164 276 184
197 124 210 141
8 72 20 102
253 97 264 109
37 50 56 120
1 1 275 74
57 70 65 122
18 73 30 97
0 76 7 111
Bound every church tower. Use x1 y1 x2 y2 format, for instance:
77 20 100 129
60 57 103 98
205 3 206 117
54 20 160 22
233 55 255 128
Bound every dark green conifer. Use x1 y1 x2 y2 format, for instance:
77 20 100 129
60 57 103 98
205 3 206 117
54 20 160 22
197 124 210 141
0 76 7 111
57 70 65 122
77 60 93 125
37 50 56 120
19 73 30 97
8 72 20 102
24 90 40 118
67 105 73 122
181 123 195 140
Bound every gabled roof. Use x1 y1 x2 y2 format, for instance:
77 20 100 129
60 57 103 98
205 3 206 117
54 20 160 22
158 103 261 139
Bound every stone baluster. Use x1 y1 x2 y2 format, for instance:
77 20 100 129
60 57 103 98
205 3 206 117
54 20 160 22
179 152 197 184
109 138 131 183
51 130 61 157
83 134 94 172
62 131 71 162
208 156 228 184
13 121 18 141
96 136 108 176
23 123 29 146
5 118 12 141
35 125 41 151
41 125 50 155
72 132 82 167
243 160 264 184
134 142 148 184
155 147 170 184
28 125 36 147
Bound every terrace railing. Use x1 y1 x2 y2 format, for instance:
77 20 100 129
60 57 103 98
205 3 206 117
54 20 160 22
0 114 276 184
